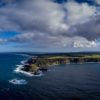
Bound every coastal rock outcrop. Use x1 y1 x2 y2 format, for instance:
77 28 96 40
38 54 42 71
22 54 100 74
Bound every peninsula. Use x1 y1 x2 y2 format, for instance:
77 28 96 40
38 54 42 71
20 52 100 75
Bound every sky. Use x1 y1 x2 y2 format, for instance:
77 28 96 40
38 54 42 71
0 0 100 52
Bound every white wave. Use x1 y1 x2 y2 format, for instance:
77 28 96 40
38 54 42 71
14 65 24 73
14 65 34 77
9 79 27 85
21 60 26 64
14 65 43 77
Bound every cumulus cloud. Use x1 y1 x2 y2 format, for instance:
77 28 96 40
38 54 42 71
73 37 97 48
64 0 96 25
10 32 97 48
0 0 99 49
0 0 68 34
0 38 7 44
95 0 100 5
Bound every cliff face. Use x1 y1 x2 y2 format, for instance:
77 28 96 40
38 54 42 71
22 55 100 74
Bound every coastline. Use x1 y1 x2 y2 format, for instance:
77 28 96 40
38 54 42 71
14 65 43 77
14 65 34 77
14 61 100 77
14 53 100 77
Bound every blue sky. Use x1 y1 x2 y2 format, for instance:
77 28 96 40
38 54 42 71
0 0 99 52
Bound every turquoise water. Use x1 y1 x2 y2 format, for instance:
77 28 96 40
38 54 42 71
0 53 100 100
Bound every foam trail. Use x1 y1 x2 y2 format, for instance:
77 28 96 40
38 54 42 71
14 65 34 77
21 60 26 64
14 65 43 77
9 79 27 85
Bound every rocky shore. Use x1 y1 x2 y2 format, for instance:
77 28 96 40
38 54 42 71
20 54 100 75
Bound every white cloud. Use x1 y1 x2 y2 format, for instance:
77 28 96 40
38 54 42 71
73 40 97 48
64 0 96 25
0 38 7 44
10 32 35 42
95 0 100 5
0 0 99 49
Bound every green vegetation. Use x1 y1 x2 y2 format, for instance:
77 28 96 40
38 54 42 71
23 53 100 74
82 55 100 58
29 64 39 72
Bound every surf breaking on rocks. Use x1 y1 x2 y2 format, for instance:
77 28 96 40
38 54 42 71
14 65 43 77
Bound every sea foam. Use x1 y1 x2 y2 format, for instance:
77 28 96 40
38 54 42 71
9 79 27 85
21 60 26 64
14 65 43 77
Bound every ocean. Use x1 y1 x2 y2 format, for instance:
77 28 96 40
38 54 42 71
0 53 100 100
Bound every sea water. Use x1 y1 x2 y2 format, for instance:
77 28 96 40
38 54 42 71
0 53 100 100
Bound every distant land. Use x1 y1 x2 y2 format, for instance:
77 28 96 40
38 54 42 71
2 51 100 56
15 52 100 75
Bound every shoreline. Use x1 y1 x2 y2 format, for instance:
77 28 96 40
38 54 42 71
14 61 100 77
14 54 100 77
14 65 43 77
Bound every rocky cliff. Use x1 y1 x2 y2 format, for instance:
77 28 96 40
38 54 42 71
21 54 100 74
